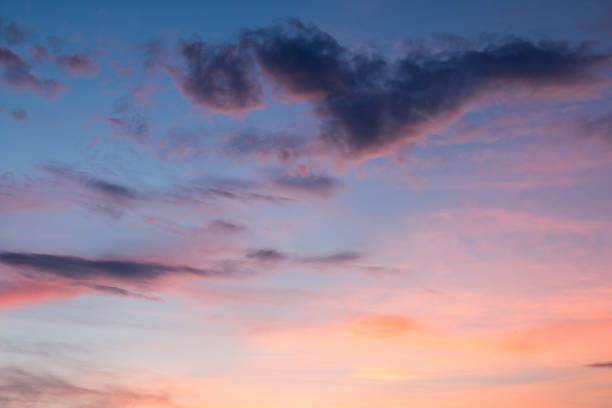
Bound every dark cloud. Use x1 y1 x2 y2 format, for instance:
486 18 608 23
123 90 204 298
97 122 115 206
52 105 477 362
171 40 263 113
167 20 610 159
271 174 340 197
88 284 162 301
243 21 609 156
0 251 231 283
586 361 612 368
34 164 293 220
84 178 141 200
297 251 363 264
0 245 368 308
56 53 97 77
246 249 288 262
0 46 65 97
9 108 27 122
42 164 143 202
244 19 351 98
398 32 503 61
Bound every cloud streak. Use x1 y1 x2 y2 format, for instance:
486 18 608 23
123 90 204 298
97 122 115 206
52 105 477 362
0 251 230 283
98 95 150 142
586 361 612 368
224 132 308 165
246 248 364 265
170 40 263 113
271 173 340 197
297 251 363 264
0 250 247 307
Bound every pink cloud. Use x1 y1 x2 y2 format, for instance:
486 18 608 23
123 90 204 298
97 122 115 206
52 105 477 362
0 279 81 310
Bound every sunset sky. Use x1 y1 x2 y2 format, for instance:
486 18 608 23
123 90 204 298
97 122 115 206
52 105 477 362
1 1 612 407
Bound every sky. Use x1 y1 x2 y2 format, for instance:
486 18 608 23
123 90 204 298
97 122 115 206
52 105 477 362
1 1 612 407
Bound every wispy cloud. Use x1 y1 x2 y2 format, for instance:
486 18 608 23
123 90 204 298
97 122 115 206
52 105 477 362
0 367 174 408
246 248 364 265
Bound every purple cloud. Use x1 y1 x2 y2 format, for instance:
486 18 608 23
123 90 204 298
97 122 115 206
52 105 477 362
56 53 97 77
297 251 363 264
170 40 263 113
0 47 65 97
246 249 288 262
271 173 340 197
